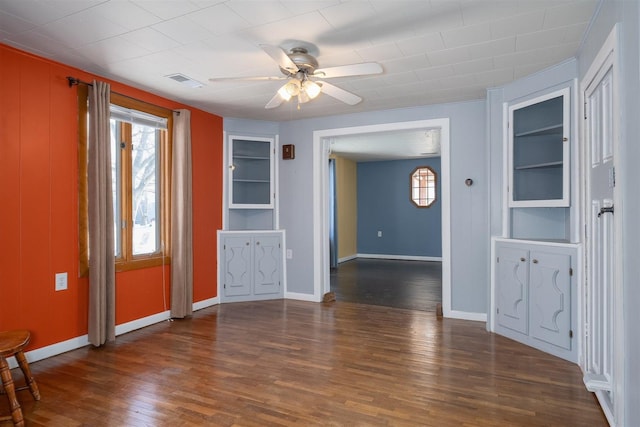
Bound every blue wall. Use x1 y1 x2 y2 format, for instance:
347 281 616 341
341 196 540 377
277 100 487 314
357 158 441 257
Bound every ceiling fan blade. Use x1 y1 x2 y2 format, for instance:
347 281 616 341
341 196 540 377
313 63 383 78
209 76 286 82
260 44 299 74
318 82 362 105
265 92 284 109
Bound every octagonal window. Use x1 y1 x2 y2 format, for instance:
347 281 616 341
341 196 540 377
410 166 437 208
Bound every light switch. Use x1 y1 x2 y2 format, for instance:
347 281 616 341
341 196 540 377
55 272 68 291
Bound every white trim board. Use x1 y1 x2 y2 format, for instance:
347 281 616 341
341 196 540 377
356 254 442 262
9 299 219 369
338 254 357 263
449 310 487 323
313 118 452 316
285 292 320 302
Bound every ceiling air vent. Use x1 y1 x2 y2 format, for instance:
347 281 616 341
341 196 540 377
166 73 203 88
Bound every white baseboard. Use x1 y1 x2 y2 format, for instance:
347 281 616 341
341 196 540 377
285 292 321 302
338 254 357 263
193 297 219 311
445 309 487 322
8 334 90 369
115 310 171 336
357 253 443 262
11 299 219 369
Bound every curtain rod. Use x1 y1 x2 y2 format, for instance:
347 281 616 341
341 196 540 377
66 76 181 115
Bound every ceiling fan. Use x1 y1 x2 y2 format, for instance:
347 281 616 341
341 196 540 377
209 44 383 109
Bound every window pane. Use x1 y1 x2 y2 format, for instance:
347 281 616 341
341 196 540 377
110 119 122 257
410 166 436 207
131 123 160 256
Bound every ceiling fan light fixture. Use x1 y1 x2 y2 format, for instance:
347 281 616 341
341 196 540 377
277 84 293 101
303 80 321 99
298 90 310 104
279 80 301 100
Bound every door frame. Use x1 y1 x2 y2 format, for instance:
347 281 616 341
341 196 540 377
579 24 624 426
312 118 451 315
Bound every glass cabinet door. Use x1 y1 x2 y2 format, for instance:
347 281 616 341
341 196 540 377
229 136 274 208
508 88 570 207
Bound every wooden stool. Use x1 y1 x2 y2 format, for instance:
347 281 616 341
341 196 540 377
0 331 40 427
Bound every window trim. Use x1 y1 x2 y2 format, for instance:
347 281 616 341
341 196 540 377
410 165 437 208
78 89 172 275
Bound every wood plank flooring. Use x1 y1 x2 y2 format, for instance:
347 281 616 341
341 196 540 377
1 300 606 426
330 259 442 312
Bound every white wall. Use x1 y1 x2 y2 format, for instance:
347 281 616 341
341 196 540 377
578 1 640 425
277 100 488 315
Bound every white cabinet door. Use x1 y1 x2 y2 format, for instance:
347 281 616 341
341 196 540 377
508 87 570 208
494 239 577 362
253 235 281 295
222 236 252 297
228 136 274 209
496 245 529 334
529 251 572 350
219 231 283 302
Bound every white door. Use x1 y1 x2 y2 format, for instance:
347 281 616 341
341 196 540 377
583 54 615 406
529 250 571 350
222 236 252 297
253 235 281 295
496 245 529 335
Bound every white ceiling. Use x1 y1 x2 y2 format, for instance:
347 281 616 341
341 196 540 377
330 128 441 162
0 0 598 124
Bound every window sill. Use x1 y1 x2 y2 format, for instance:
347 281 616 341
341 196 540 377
115 255 171 273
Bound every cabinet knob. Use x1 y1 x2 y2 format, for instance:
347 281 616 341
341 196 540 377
256 241 260 245
245 242 250 246
520 257 526 262
532 259 539 264
563 137 568 142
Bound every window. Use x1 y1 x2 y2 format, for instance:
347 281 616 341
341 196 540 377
410 166 437 208
79 88 172 274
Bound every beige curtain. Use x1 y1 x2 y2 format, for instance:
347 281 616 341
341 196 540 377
170 109 193 318
88 80 116 346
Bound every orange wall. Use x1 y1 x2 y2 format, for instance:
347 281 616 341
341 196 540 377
0 44 223 350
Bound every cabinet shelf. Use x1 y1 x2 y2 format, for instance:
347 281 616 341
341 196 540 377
514 124 563 138
514 161 563 170
508 88 569 207
233 155 270 160
233 178 270 183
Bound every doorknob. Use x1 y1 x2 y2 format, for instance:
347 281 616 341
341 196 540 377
597 206 614 217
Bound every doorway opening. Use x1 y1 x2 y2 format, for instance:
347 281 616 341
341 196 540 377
312 118 451 314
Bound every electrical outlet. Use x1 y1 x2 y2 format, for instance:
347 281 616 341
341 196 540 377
286 249 293 259
55 272 68 291
377 231 382 237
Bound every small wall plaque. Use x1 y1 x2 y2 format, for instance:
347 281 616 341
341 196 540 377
283 144 295 160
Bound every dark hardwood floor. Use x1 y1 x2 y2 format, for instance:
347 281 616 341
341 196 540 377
330 259 442 312
2 300 606 426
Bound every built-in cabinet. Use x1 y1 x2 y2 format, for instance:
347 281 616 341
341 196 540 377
491 75 580 363
219 231 283 302
219 133 285 303
494 238 578 362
